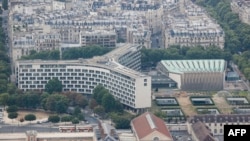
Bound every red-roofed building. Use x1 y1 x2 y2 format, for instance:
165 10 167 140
131 112 173 141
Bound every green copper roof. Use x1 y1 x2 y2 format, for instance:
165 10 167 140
161 59 226 74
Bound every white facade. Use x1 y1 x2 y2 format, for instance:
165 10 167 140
231 0 250 25
168 73 181 89
80 30 116 48
188 115 250 136
12 33 61 62
146 6 163 34
126 26 151 49
158 60 226 91
162 0 225 49
15 44 151 112
52 0 65 11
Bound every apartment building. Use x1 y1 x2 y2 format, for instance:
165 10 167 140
105 43 142 71
231 0 250 25
12 34 36 61
163 0 225 49
126 25 151 49
146 6 163 34
34 33 61 51
52 0 66 11
12 33 61 61
80 30 116 48
188 121 216 141
188 114 250 136
15 44 151 113
57 26 81 44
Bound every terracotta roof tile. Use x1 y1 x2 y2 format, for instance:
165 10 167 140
131 112 173 140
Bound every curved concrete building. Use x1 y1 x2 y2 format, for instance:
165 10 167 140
158 59 227 91
15 44 151 112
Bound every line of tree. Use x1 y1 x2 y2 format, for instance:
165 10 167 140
0 16 11 94
90 85 134 129
7 105 18 122
91 85 123 117
233 51 250 80
48 106 85 124
20 50 60 60
141 45 232 68
62 45 113 60
193 0 250 81
0 90 88 114
20 45 113 60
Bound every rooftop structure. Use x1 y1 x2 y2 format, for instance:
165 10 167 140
0 131 95 141
131 112 173 141
163 0 224 48
188 114 250 136
157 59 226 90
160 59 226 74
190 121 216 141
15 44 151 112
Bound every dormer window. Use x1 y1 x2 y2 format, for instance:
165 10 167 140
153 137 159 141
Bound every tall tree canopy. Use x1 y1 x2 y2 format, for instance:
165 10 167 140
45 78 63 94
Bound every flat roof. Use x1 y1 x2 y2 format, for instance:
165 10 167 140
160 59 226 74
226 71 239 77
0 132 94 140
37 132 94 138
151 75 176 84
16 44 148 78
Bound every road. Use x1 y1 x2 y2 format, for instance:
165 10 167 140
231 63 250 91
151 32 162 48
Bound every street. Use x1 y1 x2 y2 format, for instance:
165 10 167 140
231 62 250 91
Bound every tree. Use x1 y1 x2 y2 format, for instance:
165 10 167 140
6 94 18 106
0 93 9 108
102 93 116 113
62 45 112 60
110 113 131 129
24 114 36 123
6 105 18 113
21 50 60 60
2 0 8 10
114 100 123 113
95 89 109 104
45 78 63 94
89 99 98 110
61 115 72 124
48 115 60 123
19 93 40 109
73 106 81 116
8 112 18 122
154 111 167 119
94 106 105 118
71 118 79 124
45 94 69 113
75 94 88 108
7 83 16 95
114 117 130 129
